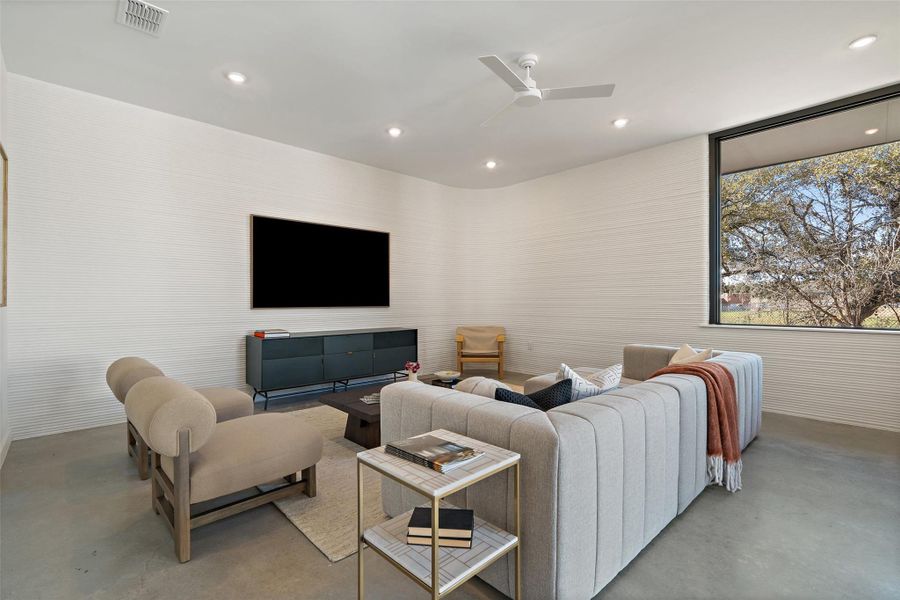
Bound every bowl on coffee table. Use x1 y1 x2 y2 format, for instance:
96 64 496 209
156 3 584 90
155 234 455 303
433 370 461 382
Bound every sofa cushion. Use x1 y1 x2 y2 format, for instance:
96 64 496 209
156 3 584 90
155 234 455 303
195 387 254 422
455 376 510 398
162 413 324 503
496 378 572 412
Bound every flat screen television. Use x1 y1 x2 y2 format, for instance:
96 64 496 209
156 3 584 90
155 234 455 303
251 215 389 308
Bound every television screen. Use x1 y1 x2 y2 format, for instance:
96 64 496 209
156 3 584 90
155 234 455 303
252 215 389 308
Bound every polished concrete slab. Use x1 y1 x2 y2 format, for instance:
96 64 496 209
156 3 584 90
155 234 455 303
1 409 898 600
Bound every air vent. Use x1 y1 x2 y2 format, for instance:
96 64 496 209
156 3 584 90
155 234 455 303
116 0 168 37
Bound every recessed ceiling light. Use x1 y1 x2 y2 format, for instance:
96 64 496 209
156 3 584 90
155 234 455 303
225 71 247 84
485 160 497 170
848 34 877 49
612 118 629 128
864 128 879 135
387 127 403 138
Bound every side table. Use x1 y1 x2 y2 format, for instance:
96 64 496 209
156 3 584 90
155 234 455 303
356 429 520 599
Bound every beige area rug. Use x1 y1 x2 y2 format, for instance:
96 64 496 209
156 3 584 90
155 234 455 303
275 382 525 562
274 405 388 563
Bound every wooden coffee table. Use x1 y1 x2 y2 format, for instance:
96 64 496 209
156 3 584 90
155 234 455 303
319 387 381 449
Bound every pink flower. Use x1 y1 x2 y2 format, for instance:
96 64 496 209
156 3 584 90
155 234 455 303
405 361 420 373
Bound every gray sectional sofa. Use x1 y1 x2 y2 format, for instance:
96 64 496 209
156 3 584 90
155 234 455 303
379 344 762 600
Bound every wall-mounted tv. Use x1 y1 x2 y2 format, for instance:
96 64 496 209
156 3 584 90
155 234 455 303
251 215 389 308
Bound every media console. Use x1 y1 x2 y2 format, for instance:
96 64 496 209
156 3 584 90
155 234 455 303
246 327 418 409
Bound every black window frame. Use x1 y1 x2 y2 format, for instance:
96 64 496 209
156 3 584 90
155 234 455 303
708 82 900 329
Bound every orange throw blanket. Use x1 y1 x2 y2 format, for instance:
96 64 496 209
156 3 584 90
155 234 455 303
651 362 742 492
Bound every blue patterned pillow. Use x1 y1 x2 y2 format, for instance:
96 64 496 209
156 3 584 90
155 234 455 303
495 379 573 412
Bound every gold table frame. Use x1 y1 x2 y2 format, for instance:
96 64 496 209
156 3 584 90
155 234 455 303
357 434 521 600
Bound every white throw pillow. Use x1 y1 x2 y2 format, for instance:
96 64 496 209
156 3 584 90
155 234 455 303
455 376 510 398
669 343 712 365
558 363 604 401
587 363 622 392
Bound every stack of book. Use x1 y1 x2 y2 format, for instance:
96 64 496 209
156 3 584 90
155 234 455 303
360 392 380 405
253 329 290 339
406 507 474 548
385 435 483 474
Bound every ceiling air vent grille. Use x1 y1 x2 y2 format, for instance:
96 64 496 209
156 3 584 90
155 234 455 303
116 0 168 37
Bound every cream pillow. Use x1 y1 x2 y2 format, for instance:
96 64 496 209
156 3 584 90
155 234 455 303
669 343 712 365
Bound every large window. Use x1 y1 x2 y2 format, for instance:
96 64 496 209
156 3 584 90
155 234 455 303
709 85 900 330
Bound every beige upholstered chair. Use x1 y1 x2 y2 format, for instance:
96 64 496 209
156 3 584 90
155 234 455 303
456 326 506 379
125 376 323 562
106 357 254 480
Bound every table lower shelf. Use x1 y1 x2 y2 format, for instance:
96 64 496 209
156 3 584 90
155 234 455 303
363 505 517 596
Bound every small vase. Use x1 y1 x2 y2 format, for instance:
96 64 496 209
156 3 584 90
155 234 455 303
408 371 418 382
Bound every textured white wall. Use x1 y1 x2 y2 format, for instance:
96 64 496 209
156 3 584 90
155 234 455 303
7 74 472 439
7 75 898 440
455 136 900 432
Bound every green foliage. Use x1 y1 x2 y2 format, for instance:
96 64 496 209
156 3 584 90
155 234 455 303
721 142 900 328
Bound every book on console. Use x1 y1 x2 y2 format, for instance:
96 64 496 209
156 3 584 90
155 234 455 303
385 435 483 473
253 329 291 339
406 507 474 538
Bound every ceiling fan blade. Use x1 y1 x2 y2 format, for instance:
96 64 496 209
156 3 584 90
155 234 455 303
480 100 516 127
478 55 529 91
542 83 616 100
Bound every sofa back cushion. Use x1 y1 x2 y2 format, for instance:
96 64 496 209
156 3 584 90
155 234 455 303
455 376 510 398
623 345 677 381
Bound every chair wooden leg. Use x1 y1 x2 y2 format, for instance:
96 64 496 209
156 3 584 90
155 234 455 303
302 465 317 498
498 361 504 380
136 435 150 480
127 423 135 457
151 451 162 515
128 420 151 480
174 430 191 563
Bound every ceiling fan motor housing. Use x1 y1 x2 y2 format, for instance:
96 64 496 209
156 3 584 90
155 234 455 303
514 88 543 107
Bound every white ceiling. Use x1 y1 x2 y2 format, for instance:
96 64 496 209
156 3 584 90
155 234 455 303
2 1 899 188
722 98 900 173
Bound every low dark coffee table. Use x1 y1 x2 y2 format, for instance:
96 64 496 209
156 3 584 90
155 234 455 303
319 387 381 449
428 377 460 388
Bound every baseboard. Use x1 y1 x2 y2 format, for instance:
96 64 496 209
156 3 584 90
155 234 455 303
0 426 11 469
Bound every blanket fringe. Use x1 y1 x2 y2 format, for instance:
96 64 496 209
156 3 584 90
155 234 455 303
707 455 742 492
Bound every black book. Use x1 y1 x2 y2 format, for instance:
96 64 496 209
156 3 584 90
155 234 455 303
406 507 474 539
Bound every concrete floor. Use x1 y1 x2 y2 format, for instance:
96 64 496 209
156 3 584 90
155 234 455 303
1 400 898 599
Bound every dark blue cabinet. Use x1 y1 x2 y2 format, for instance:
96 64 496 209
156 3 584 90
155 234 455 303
246 327 417 408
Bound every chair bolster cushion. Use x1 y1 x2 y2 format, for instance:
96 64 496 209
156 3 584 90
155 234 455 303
162 413 325 503
125 376 217 457
106 357 165 402
195 387 254 422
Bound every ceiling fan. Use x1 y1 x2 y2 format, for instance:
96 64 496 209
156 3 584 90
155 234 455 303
477 53 615 127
